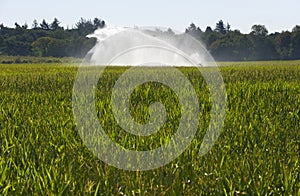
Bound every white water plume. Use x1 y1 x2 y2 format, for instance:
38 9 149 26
85 26 213 66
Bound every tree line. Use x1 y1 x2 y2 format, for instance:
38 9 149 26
0 18 105 58
0 18 300 61
186 20 300 61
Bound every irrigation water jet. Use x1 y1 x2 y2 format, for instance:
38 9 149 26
85 26 212 66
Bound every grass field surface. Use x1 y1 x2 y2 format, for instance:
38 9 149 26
0 61 299 195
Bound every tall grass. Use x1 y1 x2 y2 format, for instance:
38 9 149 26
0 62 299 195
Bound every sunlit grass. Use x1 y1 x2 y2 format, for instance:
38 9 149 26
0 62 299 195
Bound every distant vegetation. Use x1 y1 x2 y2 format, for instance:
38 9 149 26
0 18 105 58
0 18 300 61
0 55 81 64
185 21 300 61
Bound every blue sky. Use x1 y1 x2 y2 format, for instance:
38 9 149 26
0 0 299 33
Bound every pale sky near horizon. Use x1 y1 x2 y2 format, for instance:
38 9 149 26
0 0 299 33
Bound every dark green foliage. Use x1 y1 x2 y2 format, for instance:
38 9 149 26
181 21 300 61
40 19 50 30
0 18 104 58
185 23 202 39
290 30 300 59
251 24 268 36
0 55 81 64
1 18 300 60
273 31 292 59
215 20 227 34
75 17 105 36
209 30 253 61
249 34 278 60
50 18 62 31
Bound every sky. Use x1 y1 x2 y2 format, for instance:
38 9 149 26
0 0 299 33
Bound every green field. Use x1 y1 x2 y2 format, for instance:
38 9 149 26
0 61 299 195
